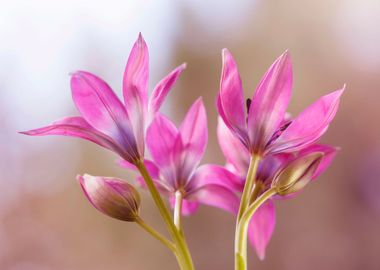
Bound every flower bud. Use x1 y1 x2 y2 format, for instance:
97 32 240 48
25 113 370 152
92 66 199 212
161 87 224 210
77 174 141 222
271 152 324 195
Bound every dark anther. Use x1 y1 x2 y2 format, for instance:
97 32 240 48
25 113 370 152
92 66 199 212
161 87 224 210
246 98 252 114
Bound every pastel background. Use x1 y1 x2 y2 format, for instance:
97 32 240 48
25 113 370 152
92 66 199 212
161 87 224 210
1 0 380 269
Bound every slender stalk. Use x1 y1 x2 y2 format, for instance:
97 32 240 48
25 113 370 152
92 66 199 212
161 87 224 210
235 188 277 270
136 217 176 253
135 160 194 270
249 182 263 205
237 155 261 220
174 190 183 234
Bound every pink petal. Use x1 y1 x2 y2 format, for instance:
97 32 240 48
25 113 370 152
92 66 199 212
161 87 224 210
148 63 186 120
187 184 240 214
70 71 140 159
217 117 250 177
299 144 338 180
169 196 200 216
117 158 160 179
269 87 344 154
247 51 292 154
179 98 208 161
190 164 243 193
123 33 149 155
248 200 276 260
217 49 248 145
20 116 130 159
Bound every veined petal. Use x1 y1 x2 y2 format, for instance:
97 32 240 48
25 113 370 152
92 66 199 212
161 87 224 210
187 184 240 214
123 33 149 155
269 87 344 154
218 49 248 144
190 164 243 193
248 200 276 260
70 71 139 159
217 117 250 176
148 63 186 121
247 51 292 154
20 116 131 160
179 98 208 161
299 144 338 180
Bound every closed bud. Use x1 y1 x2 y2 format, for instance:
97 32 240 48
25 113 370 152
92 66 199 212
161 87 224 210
77 174 141 222
272 152 324 196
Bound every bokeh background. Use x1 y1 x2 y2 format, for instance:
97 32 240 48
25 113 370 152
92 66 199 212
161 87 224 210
1 0 380 269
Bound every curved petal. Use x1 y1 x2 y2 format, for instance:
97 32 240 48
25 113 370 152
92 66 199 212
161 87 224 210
70 71 140 159
123 33 149 155
148 63 186 121
187 184 240 214
269 87 344 154
190 164 243 193
217 49 248 146
248 200 276 260
247 51 292 154
20 116 131 159
217 117 250 176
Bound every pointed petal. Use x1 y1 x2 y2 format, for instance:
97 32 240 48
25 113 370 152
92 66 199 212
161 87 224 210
169 196 200 216
217 117 250 176
148 63 186 119
179 98 208 161
78 174 141 222
248 200 276 260
190 164 243 193
247 51 293 154
71 71 140 159
20 116 129 158
299 144 338 180
269 88 344 154
217 49 248 145
187 184 240 214
123 33 149 154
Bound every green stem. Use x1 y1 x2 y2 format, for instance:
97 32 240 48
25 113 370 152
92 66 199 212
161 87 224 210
237 155 261 220
136 217 176 253
235 188 277 270
136 160 195 270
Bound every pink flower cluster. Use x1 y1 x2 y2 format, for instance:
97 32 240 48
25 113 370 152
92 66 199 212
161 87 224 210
22 33 343 266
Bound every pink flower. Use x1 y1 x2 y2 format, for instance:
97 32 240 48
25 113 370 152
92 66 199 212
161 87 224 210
217 49 344 156
21 33 186 164
120 99 241 215
217 118 338 259
77 174 141 222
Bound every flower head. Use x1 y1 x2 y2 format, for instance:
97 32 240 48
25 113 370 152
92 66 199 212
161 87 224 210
217 117 338 259
21 33 186 164
120 99 241 215
217 49 344 156
77 174 141 222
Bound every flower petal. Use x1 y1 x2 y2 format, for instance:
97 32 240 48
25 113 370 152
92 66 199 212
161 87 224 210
217 49 248 145
20 116 129 159
217 117 250 177
148 63 186 120
269 87 344 154
248 200 276 260
190 164 243 193
123 33 149 154
247 51 292 154
70 71 139 159
187 184 240 214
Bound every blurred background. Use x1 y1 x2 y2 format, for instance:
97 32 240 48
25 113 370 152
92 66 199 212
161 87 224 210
1 0 380 269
